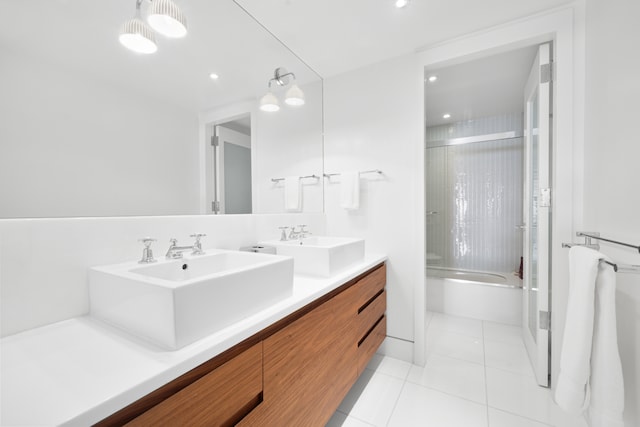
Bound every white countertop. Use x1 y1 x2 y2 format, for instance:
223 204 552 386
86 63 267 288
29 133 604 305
0 254 386 427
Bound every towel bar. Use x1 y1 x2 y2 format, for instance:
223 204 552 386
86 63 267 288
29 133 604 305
561 242 640 274
271 174 320 183
323 169 383 178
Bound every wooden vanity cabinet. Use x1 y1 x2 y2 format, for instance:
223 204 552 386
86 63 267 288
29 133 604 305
95 263 386 427
125 342 262 427
239 263 387 426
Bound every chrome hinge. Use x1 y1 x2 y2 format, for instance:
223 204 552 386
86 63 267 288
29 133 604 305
540 188 551 207
212 201 220 213
541 62 553 83
210 136 219 147
539 310 551 330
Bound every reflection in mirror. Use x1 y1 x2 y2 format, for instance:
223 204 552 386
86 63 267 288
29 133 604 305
209 116 253 215
0 0 323 218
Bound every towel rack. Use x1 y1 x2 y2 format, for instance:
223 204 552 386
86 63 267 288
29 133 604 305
576 232 640 253
271 174 320 183
562 231 640 273
323 169 383 178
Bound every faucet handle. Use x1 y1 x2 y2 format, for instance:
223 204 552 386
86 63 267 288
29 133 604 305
169 237 178 245
138 237 157 248
190 233 207 242
138 237 157 264
278 227 289 241
190 233 206 255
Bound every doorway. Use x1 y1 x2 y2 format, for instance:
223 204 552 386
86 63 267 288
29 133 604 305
206 115 252 214
424 42 553 386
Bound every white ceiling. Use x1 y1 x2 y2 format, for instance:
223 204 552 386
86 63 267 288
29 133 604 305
236 0 573 77
425 45 538 127
0 0 572 115
0 0 320 113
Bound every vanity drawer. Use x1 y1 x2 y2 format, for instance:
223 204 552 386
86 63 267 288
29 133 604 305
357 289 386 341
126 342 262 427
353 264 386 311
357 315 386 375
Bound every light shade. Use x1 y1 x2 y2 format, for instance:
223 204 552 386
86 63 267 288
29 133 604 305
284 84 305 106
119 18 158 54
148 0 187 38
260 92 280 112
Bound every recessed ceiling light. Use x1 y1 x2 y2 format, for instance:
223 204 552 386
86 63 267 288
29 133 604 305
395 0 408 8
428 75 438 83
209 73 219 80
443 113 451 119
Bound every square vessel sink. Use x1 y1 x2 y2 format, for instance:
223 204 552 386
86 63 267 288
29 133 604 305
260 236 365 277
89 249 293 350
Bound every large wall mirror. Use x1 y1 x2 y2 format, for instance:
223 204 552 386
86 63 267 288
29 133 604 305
0 0 323 218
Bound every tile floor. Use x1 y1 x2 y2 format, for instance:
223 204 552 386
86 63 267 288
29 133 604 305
327 312 588 427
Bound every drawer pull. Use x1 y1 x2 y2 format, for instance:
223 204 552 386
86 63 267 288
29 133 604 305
358 315 384 347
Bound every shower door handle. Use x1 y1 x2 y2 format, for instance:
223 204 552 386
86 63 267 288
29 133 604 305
515 224 526 230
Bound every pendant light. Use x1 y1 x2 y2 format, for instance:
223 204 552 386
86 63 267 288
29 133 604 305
119 1 157 54
147 0 187 38
119 0 187 54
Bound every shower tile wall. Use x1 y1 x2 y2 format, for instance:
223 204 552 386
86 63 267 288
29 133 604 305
426 114 523 273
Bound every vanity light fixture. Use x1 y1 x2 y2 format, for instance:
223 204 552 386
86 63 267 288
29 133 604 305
443 113 451 119
395 0 409 8
259 67 305 112
209 73 220 80
120 0 187 54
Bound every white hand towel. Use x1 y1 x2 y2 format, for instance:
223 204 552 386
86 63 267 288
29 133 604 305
340 171 360 210
555 246 624 427
284 176 301 212
587 253 624 427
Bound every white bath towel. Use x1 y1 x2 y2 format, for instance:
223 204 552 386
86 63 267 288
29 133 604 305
340 171 360 210
555 246 624 427
284 176 301 212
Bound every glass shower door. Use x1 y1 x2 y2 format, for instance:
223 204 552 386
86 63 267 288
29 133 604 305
522 43 551 387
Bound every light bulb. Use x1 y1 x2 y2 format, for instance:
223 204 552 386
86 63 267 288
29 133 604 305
119 18 158 54
395 0 408 8
284 84 305 106
260 92 280 112
148 0 187 38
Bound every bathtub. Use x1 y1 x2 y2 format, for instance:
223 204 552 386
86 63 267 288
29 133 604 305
426 266 523 325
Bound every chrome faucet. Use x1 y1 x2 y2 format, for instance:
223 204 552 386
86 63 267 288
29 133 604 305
288 225 300 240
298 225 310 239
287 225 310 240
165 234 207 259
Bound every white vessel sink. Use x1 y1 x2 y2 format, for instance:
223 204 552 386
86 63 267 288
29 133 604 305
260 236 365 277
89 249 293 350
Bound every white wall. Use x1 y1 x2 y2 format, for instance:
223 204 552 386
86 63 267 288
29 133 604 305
583 0 640 424
0 213 325 337
0 47 200 218
324 54 425 361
